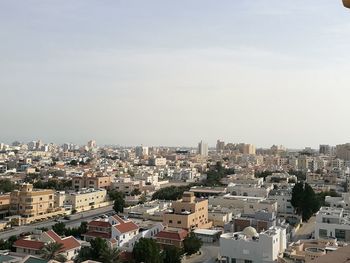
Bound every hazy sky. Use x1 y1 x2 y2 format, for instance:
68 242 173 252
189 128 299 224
1 1 350 148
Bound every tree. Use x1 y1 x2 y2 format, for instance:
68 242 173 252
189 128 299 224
90 237 109 260
100 247 121 263
163 245 183 263
291 182 320 222
130 188 141 196
0 179 17 193
138 193 147 204
40 242 67 262
75 246 92 263
113 198 125 214
132 238 163 263
183 232 202 256
52 222 66 236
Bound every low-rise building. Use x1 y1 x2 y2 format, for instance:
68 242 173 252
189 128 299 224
55 188 108 212
155 228 188 248
315 207 350 242
220 226 287 263
163 192 212 230
13 229 81 260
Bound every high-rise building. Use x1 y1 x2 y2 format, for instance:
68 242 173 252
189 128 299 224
87 140 96 149
336 143 350 161
198 140 208 157
135 146 149 158
242 144 256 155
216 140 225 153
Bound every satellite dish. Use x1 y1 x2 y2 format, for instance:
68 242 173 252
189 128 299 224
343 0 350 8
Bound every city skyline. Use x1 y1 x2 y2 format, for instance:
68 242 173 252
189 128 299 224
1 1 350 148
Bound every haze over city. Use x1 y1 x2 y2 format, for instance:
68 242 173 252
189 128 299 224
1 0 350 148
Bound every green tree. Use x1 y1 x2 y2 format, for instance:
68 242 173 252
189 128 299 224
75 246 92 263
90 237 109 260
0 179 17 193
132 238 163 263
40 242 67 262
183 232 202 256
291 182 320 222
163 245 183 263
138 193 147 204
100 247 121 263
52 222 66 236
130 188 141 196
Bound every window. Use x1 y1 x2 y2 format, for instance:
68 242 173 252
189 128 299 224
319 229 327 238
231 259 236 263
244 260 252 263
169 220 173 223
177 221 181 224
335 229 346 241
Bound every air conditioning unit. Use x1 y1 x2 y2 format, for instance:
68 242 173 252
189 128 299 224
343 0 350 8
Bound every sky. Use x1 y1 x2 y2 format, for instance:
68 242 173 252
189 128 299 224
1 0 350 148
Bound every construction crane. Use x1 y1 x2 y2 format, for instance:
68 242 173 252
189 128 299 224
343 0 350 8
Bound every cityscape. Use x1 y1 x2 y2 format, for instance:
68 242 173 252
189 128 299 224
1 140 350 262
2 1 350 263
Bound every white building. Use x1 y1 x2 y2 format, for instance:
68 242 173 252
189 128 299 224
227 183 272 198
267 189 294 215
315 207 350 241
220 226 287 263
198 140 208 157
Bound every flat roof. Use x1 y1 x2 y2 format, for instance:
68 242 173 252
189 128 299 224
193 229 222 235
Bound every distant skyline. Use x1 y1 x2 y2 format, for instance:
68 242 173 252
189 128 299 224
1 1 350 148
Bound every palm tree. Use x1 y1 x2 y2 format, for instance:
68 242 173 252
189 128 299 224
100 247 121 263
40 242 67 262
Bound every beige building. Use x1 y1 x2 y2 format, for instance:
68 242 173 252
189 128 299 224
55 188 108 211
163 192 212 230
72 173 111 190
10 184 55 218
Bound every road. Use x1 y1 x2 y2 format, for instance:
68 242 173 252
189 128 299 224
293 216 316 241
183 243 219 263
0 205 113 240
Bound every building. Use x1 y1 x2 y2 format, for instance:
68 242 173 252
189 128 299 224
0 194 10 219
216 140 225 153
13 229 81 260
55 188 108 212
135 146 149 158
163 192 212 230
198 141 208 157
220 226 287 263
315 207 350 241
227 183 272 198
243 144 256 155
87 140 96 149
336 143 350 161
72 174 111 190
83 214 140 249
280 237 343 263
155 228 188 248
149 157 167 166
267 189 294 215
10 184 55 219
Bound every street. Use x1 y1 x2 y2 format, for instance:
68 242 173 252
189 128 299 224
0 205 113 240
293 216 316 241
183 243 219 263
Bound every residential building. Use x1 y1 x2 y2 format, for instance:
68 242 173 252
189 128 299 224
216 140 225 153
72 173 111 190
315 207 350 241
83 214 139 249
220 226 287 263
13 229 81 260
336 143 350 161
55 188 108 212
155 228 188 248
163 191 212 230
10 184 55 219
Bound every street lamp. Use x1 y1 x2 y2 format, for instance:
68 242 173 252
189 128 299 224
343 0 350 8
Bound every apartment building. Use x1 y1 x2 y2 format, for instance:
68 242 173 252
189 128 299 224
220 226 287 263
72 173 111 190
10 184 55 218
163 192 212 230
112 177 143 195
55 188 108 211
268 189 294 215
315 207 350 241
0 194 10 219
